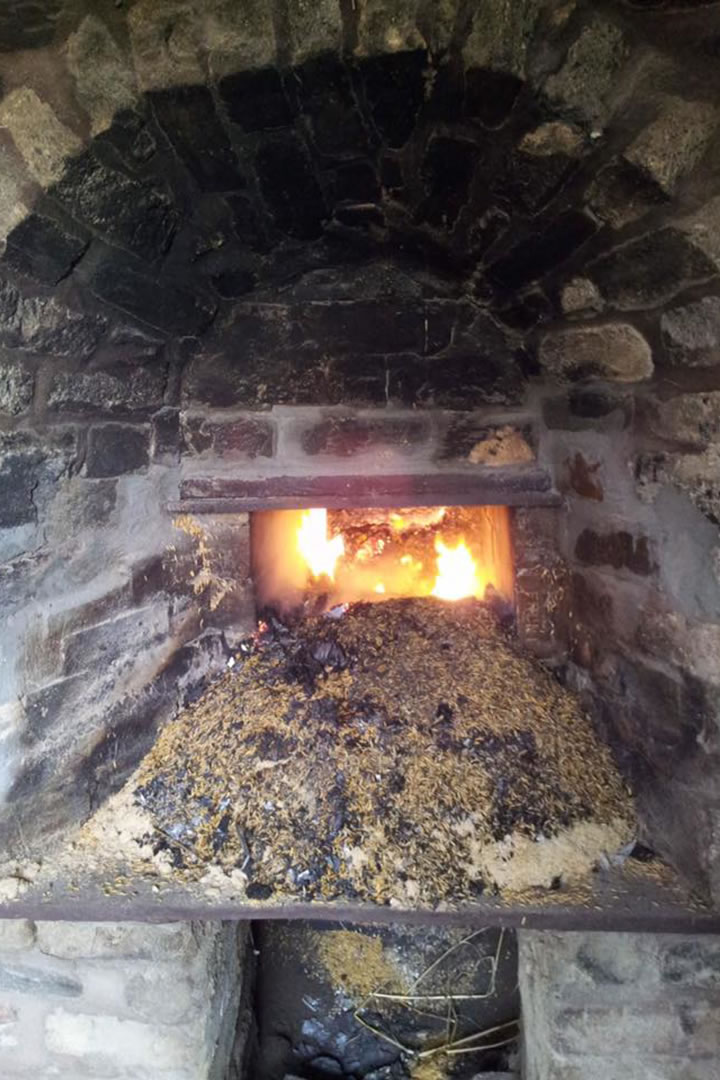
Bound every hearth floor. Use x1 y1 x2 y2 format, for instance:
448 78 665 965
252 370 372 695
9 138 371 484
2 600 717 929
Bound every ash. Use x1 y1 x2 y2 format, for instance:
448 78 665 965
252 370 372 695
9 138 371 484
133 598 635 906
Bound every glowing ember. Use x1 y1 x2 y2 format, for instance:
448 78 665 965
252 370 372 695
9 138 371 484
374 583 386 594
431 537 480 601
297 508 344 581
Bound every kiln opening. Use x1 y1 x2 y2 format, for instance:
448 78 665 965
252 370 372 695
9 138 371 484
251 505 514 618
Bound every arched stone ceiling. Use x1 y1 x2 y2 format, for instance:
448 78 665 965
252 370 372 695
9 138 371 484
0 0 720 412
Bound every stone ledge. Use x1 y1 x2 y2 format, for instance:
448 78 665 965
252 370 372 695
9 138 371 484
173 469 560 510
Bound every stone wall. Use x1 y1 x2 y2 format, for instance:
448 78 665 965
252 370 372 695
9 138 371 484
0 0 719 904
0 918 247 1079
520 929 720 1080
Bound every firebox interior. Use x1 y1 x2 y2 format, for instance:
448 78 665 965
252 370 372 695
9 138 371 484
251 504 514 617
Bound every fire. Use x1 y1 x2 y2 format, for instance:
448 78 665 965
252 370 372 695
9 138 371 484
285 505 509 607
296 508 344 581
431 537 480 601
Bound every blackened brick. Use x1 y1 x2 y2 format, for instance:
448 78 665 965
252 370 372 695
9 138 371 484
575 528 654 575
85 424 150 478
489 211 598 291
0 452 40 526
299 415 430 457
151 85 247 192
3 213 88 286
181 414 275 458
219 67 294 131
151 407 180 462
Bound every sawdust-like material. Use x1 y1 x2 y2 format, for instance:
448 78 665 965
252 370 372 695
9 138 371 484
410 1060 451 1080
311 928 406 1000
125 598 635 906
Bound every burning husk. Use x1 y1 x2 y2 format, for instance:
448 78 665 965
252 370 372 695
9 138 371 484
132 598 635 906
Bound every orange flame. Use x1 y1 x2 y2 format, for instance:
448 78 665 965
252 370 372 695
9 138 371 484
431 537 481 601
297 508 344 581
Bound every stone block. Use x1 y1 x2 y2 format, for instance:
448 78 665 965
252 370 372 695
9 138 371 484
297 54 367 162
85 425 151 478
0 0 61 51
542 387 632 432
48 369 166 417
2 213 89 286
77 247 216 336
296 301 426 356
560 277 604 316
462 0 542 78
0 280 106 360
439 417 533 463
45 1010 192 1070
62 604 170 676
0 363 33 416
151 85 246 193
125 970 194 1024
637 611 720 686
151 407 181 463
680 195 720 270
361 50 427 149
0 89 82 187
66 15 138 136
574 528 654 576
661 296 720 367
661 939 720 988
488 211 597 291
55 152 178 262
57 479 118 530
625 96 718 195
0 452 40 527
555 1003 720 1057
588 229 717 310
539 323 653 382
650 392 720 448
219 67 294 132
181 414 275 458
255 133 326 240
544 19 628 129
0 965 81 998
0 920 36 950
297 414 431 458
22 673 88 744
640 447 720 525
287 0 343 62
36 922 195 961
587 157 669 230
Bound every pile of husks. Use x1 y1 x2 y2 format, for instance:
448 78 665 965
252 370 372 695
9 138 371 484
134 598 635 905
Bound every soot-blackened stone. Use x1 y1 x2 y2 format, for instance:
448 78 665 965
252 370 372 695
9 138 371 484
97 110 157 166
80 249 216 335
211 268 257 298
362 50 427 148
331 161 381 203
227 194 272 253
256 134 327 240
575 528 654 575
297 54 368 158
299 415 430 456
54 153 178 262
418 136 478 229
466 68 523 128
488 211 597 291
2 213 88 286
219 67 295 131
0 452 41 527
497 289 553 330
150 86 247 193
500 149 578 213
0 0 61 51
588 229 717 309
294 301 424 355
182 415 274 458
85 424 150 478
